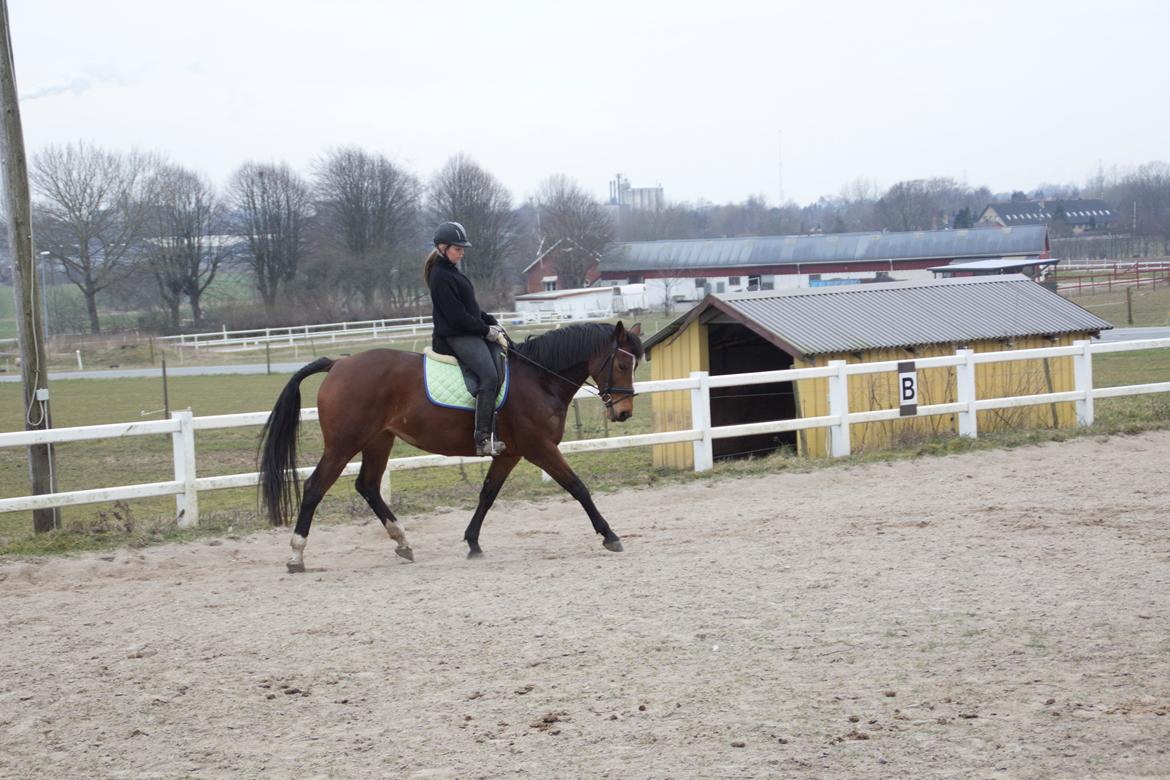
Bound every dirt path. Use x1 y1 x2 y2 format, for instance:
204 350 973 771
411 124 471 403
2 432 1169 778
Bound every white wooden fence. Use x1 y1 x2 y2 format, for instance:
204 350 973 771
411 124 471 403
2 338 1168 524
155 311 605 353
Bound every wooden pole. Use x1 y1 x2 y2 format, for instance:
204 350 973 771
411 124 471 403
161 359 170 418
1 1 57 532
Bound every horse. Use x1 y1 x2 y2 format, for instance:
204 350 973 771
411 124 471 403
258 321 644 572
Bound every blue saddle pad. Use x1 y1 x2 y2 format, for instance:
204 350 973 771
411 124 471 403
423 353 509 411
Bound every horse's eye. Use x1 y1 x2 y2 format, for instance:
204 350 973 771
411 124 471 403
619 363 630 372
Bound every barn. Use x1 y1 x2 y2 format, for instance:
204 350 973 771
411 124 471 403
522 225 1050 298
643 275 1112 468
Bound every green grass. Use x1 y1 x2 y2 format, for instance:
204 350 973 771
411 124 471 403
1 339 1167 558
0 284 16 340
1063 286 1170 327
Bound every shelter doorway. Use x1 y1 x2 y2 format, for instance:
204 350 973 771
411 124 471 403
706 323 796 460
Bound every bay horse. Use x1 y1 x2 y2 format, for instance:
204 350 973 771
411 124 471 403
258 321 643 571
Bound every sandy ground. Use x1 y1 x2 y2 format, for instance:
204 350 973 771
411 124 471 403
2 432 1169 779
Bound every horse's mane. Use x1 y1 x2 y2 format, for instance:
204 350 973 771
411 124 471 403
513 323 643 373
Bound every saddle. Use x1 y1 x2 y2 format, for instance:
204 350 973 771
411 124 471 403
422 347 509 412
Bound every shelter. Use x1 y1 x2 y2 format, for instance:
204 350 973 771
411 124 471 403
929 257 1060 279
643 275 1111 468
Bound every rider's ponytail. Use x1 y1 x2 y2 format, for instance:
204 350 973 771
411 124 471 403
423 248 441 286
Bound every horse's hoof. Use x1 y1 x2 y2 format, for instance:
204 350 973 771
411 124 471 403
603 539 624 553
395 546 415 562
467 548 483 559
286 561 306 573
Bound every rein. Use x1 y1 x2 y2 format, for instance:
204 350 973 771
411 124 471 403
506 335 638 409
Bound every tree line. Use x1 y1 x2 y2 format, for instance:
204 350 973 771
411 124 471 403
25 144 614 334
616 165 1170 245
18 142 1170 335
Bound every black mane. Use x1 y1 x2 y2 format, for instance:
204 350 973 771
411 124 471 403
513 322 643 373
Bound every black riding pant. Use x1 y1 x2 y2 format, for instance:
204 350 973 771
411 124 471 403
444 335 502 439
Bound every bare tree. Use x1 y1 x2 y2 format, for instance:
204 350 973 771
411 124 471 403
144 165 234 328
228 162 312 321
532 174 613 289
427 153 518 301
875 178 988 232
30 143 161 334
312 147 421 311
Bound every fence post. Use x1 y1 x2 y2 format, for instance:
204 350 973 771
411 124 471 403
1073 340 1094 426
827 360 851 457
380 465 392 504
689 370 712 472
955 348 978 438
171 410 198 528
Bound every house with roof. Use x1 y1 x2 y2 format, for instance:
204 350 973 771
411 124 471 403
522 226 1051 309
978 199 1115 234
642 275 1111 468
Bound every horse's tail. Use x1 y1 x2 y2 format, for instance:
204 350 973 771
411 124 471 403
258 357 335 526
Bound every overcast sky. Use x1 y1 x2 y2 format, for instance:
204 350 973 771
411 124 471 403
9 0 1169 206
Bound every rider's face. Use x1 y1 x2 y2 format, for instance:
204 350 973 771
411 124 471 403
444 245 465 263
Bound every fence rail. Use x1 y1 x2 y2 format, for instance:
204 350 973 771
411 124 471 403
2 338 1168 524
155 311 607 352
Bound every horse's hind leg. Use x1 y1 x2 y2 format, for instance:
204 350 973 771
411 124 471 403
355 431 413 562
288 450 349 573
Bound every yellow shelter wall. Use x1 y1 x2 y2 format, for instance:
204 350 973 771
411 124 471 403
794 335 1081 458
650 323 708 469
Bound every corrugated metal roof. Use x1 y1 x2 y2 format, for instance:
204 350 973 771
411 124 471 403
644 275 1111 357
602 225 1048 272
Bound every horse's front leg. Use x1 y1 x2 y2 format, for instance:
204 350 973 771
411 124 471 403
464 455 521 558
526 446 623 552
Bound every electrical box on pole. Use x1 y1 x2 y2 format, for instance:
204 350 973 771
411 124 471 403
1 0 59 532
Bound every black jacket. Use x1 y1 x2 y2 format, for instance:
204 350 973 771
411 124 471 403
428 256 497 350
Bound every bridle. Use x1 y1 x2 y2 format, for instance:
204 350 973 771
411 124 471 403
507 337 639 410
595 343 639 408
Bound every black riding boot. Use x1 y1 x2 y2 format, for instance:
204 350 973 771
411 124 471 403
474 391 506 457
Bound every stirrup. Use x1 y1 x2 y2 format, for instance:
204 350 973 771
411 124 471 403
475 436 507 457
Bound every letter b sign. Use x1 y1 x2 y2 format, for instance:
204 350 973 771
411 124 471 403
898 361 918 416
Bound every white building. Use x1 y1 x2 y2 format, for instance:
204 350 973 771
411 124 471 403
512 287 616 321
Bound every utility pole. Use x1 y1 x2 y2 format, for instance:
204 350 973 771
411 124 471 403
1 0 58 532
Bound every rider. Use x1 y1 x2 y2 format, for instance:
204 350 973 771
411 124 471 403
425 221 508 457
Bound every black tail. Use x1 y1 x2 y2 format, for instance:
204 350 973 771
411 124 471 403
258 357 335 526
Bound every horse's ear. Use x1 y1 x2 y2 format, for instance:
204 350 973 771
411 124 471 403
629 322 642 337
614 321 626 339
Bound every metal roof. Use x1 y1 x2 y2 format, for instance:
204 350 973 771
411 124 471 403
983 199 1114 226
643 275 1111 358
602 226 1048 272
928 257 1060 273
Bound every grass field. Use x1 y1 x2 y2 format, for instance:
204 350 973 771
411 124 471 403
1 345 1168 556
1063 285 1170 326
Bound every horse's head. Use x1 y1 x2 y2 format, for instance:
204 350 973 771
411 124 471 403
590 321 644 423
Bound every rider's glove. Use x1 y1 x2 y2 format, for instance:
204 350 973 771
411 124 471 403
485 324 505 343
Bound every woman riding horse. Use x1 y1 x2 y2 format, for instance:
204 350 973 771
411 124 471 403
258 301 644 571
424 221 507 457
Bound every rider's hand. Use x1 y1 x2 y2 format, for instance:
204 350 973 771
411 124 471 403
486 324 505 343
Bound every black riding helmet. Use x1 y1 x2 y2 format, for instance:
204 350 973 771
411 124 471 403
433 221 472 248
